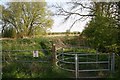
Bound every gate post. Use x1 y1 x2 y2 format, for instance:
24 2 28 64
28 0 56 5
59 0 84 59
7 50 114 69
111 53 115 74
62 48 64 60
75 54 79 78
108 53 110 71
52 43 56 66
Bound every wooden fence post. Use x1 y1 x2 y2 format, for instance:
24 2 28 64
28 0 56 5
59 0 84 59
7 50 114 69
52 43 56 66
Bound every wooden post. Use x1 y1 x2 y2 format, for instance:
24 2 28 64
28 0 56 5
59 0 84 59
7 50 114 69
52 43 56 66
62 48 64 61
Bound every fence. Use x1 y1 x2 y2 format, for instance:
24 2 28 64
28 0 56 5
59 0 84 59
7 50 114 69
56 48 115 78
1 45 115 78
1 43 57 63
1 49 53 63
1 48 59 78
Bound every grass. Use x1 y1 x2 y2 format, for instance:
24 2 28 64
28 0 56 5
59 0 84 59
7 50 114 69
2 61 72 78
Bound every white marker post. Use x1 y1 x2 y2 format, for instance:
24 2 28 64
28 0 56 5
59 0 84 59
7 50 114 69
33 50 39 57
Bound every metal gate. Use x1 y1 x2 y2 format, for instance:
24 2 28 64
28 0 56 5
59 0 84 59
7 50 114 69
1 48 115 78
56 49 115 78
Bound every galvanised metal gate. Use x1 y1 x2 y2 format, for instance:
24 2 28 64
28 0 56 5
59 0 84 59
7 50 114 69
56 49 115 78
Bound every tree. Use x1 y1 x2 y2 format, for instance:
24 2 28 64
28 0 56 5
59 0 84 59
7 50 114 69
53 1 119 53
82 15 117 51
82 2 119 53
2 26 16 38
2 1 53 38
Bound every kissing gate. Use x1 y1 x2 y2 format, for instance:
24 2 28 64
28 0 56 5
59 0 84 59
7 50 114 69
2 44 115 78
54 48 115 78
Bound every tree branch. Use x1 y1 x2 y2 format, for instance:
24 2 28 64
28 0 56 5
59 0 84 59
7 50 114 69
69 16 85 31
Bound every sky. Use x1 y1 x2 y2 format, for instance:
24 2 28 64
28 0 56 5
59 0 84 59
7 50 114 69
46 0 91 32
0 0 91 32
50 15 90 32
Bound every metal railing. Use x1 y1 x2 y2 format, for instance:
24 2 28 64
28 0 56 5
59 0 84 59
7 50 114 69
56 51 115 78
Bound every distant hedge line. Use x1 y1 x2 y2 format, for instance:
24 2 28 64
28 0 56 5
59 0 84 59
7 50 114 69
47 32 81 35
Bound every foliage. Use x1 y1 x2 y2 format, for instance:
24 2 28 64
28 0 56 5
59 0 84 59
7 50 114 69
115 55 120 79
58 47 96 54
4 38 46 49
1 1 53 38
64 36 78 46
82 14 118 53
2 27 16 38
